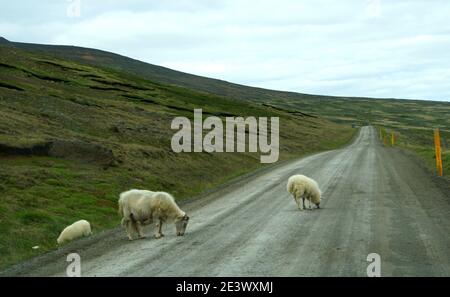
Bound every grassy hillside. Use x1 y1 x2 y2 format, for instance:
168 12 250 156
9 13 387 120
0 44 355 269
4 37 448 176
4 38 313 103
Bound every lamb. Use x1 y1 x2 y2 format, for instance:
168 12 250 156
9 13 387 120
118 189 190 240
57 220 92 245
287 174 321 210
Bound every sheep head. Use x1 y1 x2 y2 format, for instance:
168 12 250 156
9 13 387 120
175 214 189 236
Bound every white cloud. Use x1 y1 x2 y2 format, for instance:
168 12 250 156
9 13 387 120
1 0 450 101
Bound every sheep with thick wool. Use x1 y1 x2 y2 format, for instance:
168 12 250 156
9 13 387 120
57 220 92 244
287 175 321 210
118 189 155 240
118 189 190 240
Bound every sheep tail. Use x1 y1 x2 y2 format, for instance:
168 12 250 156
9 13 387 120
118 200 124 217
287 180 295 194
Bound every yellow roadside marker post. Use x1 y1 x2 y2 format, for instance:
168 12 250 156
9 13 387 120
434 129 443 176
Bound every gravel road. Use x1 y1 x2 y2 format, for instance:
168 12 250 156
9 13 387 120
3 126 449 276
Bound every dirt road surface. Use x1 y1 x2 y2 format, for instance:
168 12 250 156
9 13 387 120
3 126 449 276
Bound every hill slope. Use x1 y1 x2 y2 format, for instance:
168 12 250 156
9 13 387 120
3 37 287 102
4 38 449 131
10 37 446 177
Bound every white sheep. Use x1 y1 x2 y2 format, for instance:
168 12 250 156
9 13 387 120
118 189 189 240
57 220 92 245
118 189 155 240
287 174 321 210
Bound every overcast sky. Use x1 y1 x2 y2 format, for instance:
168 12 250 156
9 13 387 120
1 0 450 101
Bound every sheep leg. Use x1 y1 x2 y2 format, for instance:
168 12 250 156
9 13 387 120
131 220 140 236
124 220 134 241
302 197 306 210
136 222 146 239
159 220 165 237
155 219 164 239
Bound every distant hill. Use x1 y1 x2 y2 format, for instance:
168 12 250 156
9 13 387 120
3 37 449 130
2 37 449 161
3 37 329 103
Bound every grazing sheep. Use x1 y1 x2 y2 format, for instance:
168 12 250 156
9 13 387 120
118 189 155 240
118 189 190 240
287 175 321 210
57 220 92 245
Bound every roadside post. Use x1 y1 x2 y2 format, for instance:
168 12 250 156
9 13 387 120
434 129 443 176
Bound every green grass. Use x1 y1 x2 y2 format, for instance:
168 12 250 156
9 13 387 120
0 45 356 269
411 147 450 176
373 126 449 177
